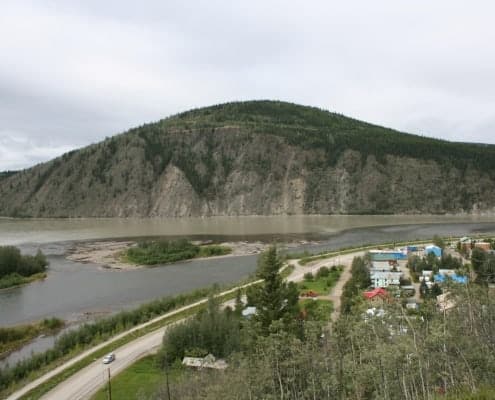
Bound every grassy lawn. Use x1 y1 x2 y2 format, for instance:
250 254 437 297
92 355 165 400
298 266 342 295
299 299 333 322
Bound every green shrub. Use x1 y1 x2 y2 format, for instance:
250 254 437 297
303 272 314 281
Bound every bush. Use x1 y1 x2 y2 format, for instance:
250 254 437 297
0 247 47 281
303 272 314 281
316 266 330 278
126 240 231 265
198 245 232 257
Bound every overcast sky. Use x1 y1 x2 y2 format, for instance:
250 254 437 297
1 0 495 171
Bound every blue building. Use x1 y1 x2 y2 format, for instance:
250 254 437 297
369 250 407 261
425 245 442 258
434 272 468 284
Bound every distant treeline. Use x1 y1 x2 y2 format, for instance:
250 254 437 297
161 100 495 173
99 100 495 200
0 171 18 181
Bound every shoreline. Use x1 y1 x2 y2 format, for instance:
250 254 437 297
0 272 47 291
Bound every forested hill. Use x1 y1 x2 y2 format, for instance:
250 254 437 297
1 100 495 217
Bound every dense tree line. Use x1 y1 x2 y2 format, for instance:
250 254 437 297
105 100 495 201
471 248 495 284
0 246 47 280
159 297 242 366
158 100 495 174
340 256 371 314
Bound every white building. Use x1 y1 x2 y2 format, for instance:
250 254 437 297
370 271 402 288
371 261 394 271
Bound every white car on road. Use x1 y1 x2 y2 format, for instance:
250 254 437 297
102 353 115 364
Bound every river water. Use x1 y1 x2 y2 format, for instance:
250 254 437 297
1 215 495 367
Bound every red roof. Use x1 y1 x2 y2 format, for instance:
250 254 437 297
363 288 388 299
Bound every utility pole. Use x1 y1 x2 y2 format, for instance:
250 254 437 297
107 368 112 400
166 367 171 400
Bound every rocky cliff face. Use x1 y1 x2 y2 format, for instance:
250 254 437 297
1 101 494 217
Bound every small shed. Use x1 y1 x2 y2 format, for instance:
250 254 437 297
182 354 228 370
241 306 257 318
425 245 442 258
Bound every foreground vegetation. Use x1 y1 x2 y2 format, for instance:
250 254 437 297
7 238 495 399
125 239 231 265
0 318 63 359
146 247 495 400
0 246 48 289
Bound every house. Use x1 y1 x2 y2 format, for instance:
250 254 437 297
370 271 402 288
425 245 442 258
365 307 386 318
419 270 433 282
434 270 468 284
474 242 491 251
241 306 257 318
369 250 408 261
363 288 389 305
182 354 228 370
371 260 397 271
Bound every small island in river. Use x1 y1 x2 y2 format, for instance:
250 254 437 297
66 239 288 269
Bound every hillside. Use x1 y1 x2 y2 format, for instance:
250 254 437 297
1 100 495 217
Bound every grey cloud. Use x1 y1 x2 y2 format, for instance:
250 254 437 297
1 0 494 171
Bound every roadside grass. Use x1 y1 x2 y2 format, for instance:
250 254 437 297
91 355 167 400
